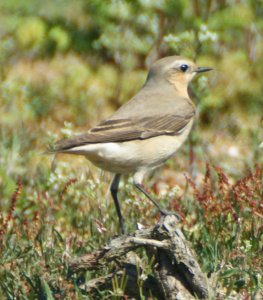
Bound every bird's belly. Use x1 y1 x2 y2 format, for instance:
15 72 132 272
70 120 193 174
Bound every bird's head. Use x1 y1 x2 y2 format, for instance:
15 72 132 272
147 56 212 96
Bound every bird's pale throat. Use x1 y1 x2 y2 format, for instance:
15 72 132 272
167 73 190 98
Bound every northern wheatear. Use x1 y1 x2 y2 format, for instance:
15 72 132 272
50 56 212 233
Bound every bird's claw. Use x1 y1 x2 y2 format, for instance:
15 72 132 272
160 209 181 221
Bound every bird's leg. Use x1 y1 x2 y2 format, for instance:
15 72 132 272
110 174 125 234
135 183 181 220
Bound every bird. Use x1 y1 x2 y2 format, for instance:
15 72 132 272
50 56 212 234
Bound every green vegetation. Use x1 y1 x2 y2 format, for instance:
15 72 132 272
0 0 262 298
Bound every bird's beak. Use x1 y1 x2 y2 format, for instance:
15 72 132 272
195 67 213 73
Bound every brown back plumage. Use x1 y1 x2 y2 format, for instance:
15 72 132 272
52 55 197 152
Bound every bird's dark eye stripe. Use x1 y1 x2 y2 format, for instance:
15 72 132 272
180 64 189 72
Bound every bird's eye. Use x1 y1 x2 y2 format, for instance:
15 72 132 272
180 64 189 72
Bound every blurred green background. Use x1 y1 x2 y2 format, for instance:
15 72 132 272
1 0 262 183
0 0 262 298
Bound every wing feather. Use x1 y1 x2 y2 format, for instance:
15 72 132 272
53 112 195 152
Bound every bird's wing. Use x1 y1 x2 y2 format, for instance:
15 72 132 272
52 112 195 152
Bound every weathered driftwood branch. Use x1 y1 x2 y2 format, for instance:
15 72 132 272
69 215 210 299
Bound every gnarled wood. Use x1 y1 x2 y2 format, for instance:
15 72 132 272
69 215 210 299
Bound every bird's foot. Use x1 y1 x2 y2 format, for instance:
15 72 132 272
159 209 181 221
